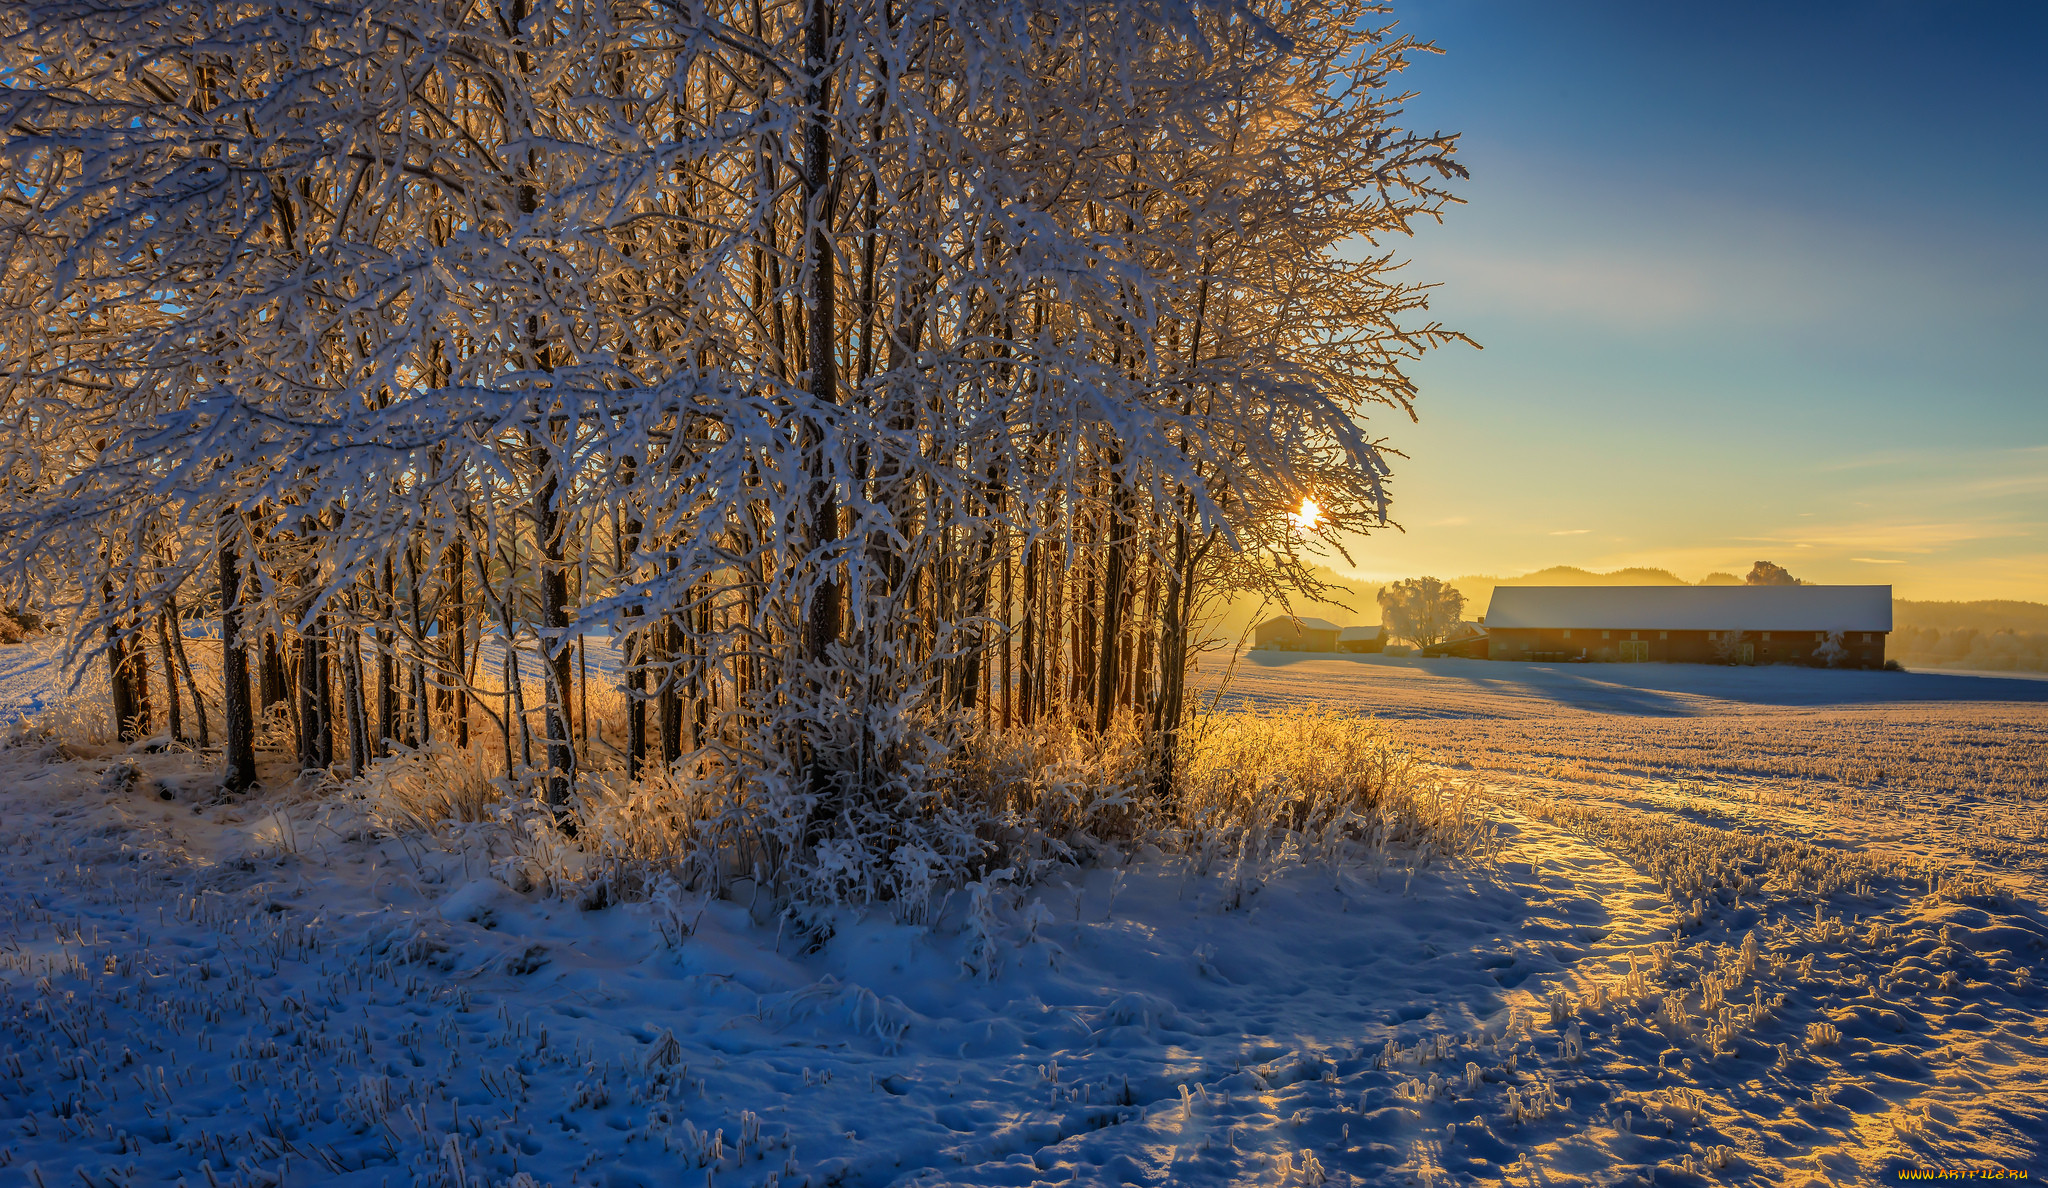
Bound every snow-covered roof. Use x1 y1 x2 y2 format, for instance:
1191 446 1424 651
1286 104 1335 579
1483 585 1892 632
1338 625 1381 640
1260 615 1342 633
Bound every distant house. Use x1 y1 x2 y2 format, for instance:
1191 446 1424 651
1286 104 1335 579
1253 616 1342 652
1421 634 1491 659
1419 621 1490 658
1338 625 1383 653
1483 585 1892 667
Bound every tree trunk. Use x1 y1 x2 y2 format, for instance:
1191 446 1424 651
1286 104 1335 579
799 0 842 796
341 621 368 778
1094 534 1125 734
505 604 531 772
155 611 184 744
404 541 429 747
297 617 320 769
318 611 334 767
163 593 210 750
104 596 135 741
302 611 333 769
1152 514 1200 800
620 486 647 778
1019 539 1037 726
1047 541 1064 723
376 557 397 752
1000 545 1013 730
261 635 286 715
443 541 470 748
535 462 576 817
659 612 683 768
281 637 303 755
693 590 711 751
219 520 256 792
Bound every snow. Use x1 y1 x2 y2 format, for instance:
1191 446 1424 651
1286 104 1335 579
1211 651 2048 715
0 634 67 723
3 644 2045 1185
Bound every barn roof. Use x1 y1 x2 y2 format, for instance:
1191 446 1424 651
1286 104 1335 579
1483 585 1892 632
1259 615 1343 633
1338 625 1381 640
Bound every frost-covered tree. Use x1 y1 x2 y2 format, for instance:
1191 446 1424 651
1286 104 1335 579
1377 577 1466 648
0 0 1467 897
1713 630 1751 664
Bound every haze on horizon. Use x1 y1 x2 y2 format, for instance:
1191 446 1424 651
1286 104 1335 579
1324 1 2047 603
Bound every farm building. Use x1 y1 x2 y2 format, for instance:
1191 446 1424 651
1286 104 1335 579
1253 615 1342 652
1421 632 1492 659
1338 626 1383 653
1483 585 1892 667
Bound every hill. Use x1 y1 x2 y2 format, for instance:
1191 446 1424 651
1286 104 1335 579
1441 565 1693 617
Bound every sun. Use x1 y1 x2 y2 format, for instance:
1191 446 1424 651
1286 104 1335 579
1289 497 1321 532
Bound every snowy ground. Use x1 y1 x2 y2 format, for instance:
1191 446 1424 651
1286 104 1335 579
2 647 2045 1186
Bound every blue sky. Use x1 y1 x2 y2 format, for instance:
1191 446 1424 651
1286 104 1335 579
1337 1 2048 600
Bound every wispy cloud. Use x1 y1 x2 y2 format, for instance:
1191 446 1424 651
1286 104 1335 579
1423 245 1710 329
1851 557 1904 564
1732 520 2025 554
1549 528 1590 535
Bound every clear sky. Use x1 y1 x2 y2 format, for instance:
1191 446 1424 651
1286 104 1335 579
1336 1 2048 601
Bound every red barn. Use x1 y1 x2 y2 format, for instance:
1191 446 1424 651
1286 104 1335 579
1253 615 1343 652
1482 585 1892 667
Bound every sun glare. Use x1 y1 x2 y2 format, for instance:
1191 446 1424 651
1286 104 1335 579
1290 497 1321 532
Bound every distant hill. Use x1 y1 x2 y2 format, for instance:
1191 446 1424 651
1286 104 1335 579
1448 566 1692 617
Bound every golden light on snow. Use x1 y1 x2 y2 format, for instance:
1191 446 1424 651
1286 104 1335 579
1289 497 1321 532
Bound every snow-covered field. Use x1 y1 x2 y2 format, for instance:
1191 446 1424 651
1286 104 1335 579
3 647 2045 1186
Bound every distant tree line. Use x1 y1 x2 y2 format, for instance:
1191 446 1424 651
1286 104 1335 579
1890 628 2048 673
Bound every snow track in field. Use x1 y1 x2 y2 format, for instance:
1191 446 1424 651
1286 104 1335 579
2 647 2046 1185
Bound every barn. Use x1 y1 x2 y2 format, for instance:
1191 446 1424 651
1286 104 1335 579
1253 615 1342 652
1338 625 1383 653
1482 585 1892 667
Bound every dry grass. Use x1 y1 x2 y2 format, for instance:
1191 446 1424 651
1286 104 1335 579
350 740 504 832
327 704 1498 908
15 629 1496 907
1174 705 1495 872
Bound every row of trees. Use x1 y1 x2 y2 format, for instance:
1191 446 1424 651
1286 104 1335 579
1891 628 2048 672
0 0 1464 877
